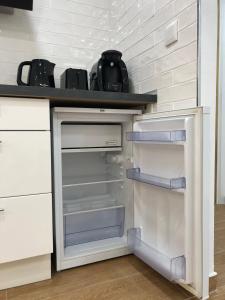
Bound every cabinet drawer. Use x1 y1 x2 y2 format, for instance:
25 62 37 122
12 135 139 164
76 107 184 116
0 194 53 264
0 98 50 130
0 131 51 198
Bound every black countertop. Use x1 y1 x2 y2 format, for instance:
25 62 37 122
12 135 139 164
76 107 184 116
0 84 157 108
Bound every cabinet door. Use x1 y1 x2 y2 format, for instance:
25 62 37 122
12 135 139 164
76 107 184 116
0 98 50 130
0 131 51 197
0 194 53 264
127 108 205 298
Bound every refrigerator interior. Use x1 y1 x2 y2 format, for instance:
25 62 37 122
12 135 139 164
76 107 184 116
61 122 134 260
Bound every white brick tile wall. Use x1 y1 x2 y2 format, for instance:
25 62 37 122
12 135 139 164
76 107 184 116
0 0 110 87
0 0 198 111
110 0 198 111
172 61 197 84
178 3 197 30
158 80 197 103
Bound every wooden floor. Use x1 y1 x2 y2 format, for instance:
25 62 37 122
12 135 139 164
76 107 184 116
210 204 225 299
1 205 225 300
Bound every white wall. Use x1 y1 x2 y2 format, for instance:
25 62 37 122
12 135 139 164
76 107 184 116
110 0 198 112
0 0 110 87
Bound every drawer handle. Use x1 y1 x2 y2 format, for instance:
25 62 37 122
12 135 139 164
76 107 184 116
0 209 5 212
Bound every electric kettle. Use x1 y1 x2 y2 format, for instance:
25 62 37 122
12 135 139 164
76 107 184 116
17 59 55 87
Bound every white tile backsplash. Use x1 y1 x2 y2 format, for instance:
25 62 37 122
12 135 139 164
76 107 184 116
0 0 198 111
0 0 110 87
110 0 198 111
158 80 197 103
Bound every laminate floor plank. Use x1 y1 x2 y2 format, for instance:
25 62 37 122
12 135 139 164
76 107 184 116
0 290 7 300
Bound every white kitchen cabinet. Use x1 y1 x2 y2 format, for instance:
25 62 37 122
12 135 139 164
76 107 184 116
0 98 50 130
53 107 210 299
0 98 52 290
0 193 53 264
0 131 51 197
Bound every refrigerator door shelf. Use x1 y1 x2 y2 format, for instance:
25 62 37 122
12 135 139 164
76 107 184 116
128 228 186 282
127 168 186 190
127 130 186 143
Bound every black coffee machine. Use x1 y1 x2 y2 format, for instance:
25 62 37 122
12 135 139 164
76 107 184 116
90 50 129 93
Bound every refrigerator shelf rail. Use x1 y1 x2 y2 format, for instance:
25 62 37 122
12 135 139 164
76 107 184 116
62 175 124 188
128 228 186 282
126 168 186 190
63 194 119 214
127 130 186 143
61 147 123 153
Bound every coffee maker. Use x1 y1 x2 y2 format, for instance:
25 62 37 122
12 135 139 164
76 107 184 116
90 50 129 93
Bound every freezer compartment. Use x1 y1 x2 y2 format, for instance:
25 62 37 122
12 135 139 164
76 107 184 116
64 206 125 247
127 168 186 190
61 124 122 149
127 130 186 143
128 228 186 281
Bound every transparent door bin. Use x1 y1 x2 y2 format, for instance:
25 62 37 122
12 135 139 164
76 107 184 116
64 206 125 247
128 228 186 281
127 130 186 143
127 168 186 190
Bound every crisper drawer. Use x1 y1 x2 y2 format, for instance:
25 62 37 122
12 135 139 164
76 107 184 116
64 206 125 246
0 131 51 197
0 193 53 264
0 98 50 130
61 124 122 148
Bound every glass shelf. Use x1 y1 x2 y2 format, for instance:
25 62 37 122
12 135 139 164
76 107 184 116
127 130 186 143
62 174 124 188
63 194 119 215
126 168 186 190
128 228 186 281
62 147 123 153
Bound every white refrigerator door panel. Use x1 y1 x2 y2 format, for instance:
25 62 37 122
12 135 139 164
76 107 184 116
134 184 184 257
133 144 184 179
129 109 203 297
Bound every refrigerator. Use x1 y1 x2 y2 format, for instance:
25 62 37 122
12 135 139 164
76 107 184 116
52 106 210 299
